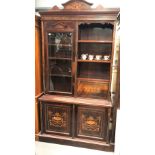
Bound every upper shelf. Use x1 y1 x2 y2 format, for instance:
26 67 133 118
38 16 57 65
78 40 113 43
78 59 111 63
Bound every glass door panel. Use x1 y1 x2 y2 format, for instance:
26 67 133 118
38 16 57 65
47 32 73 94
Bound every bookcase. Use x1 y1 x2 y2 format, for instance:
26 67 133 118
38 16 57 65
38 0 119 151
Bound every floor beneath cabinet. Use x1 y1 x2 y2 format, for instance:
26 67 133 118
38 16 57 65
35 141 114 155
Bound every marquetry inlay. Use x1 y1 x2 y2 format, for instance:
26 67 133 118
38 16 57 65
46 104 71 134
82 115 100 132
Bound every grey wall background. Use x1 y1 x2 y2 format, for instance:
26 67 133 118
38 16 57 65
35 0 120 9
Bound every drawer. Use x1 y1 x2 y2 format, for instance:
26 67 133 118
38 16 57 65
44 103 72 136
77 106 108 141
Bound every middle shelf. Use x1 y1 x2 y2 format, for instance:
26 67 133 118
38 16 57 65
78 40 113 43
77 59 111 63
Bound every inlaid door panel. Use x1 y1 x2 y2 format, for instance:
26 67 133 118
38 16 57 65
45 103 71 136
77 106 108 140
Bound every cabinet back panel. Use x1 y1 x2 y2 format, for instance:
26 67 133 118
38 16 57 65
79 23 113 41
78 43 112 57
78 63 110 80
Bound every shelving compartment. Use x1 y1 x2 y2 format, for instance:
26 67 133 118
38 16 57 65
78 43 112 60
79 23 113 41
76 23 113 99
77 62 110 80
77 60 110 98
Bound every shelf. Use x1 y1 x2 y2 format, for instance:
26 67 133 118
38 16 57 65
39 94 112 108
78 40 113 43
48 91 72 95
50 74 72 77
77 77 110 83
48 57 72 60
77 59 111 63
48 43 72 47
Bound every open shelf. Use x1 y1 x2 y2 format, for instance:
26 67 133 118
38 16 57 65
78 59 111 63
78 77 110 83
78 40 113 43
77 62 110 80
48 91 72 95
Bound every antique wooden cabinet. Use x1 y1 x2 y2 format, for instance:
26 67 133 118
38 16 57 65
38 0 119 151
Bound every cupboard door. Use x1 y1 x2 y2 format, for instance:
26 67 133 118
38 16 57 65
45 103 72 136
77 106 108 141
44 21 76 95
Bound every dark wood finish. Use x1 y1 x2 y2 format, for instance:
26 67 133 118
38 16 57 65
78 40 113 43
62 0 93 10
78 59 111 63
77 106 108 140
44 103 72 136
77 62 110 80
35 15 43 140
48 57 72 60
77 80 110 98
38 0 119 151
39 133 114 151
77 77 110 82
39 94 112 108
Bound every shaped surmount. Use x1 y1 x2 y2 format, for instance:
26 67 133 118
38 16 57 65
62 0 93 10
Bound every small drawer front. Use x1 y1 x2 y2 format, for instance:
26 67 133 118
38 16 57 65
77 106 108 140
45 103 71 135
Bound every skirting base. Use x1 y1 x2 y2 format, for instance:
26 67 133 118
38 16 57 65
39 133 114 152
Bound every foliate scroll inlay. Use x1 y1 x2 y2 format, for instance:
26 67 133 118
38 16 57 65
46 105 70 134
62 0 93 10
78 107 105 138
50 112 66 127
82 115 100 132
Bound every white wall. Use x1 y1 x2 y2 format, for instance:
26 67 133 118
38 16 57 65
35 0 120 8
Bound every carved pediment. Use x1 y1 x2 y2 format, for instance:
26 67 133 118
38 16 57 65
48 0 106 11
62 0 93 10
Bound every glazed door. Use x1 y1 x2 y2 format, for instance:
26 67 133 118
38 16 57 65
43 21 76 95
47 32 73 94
